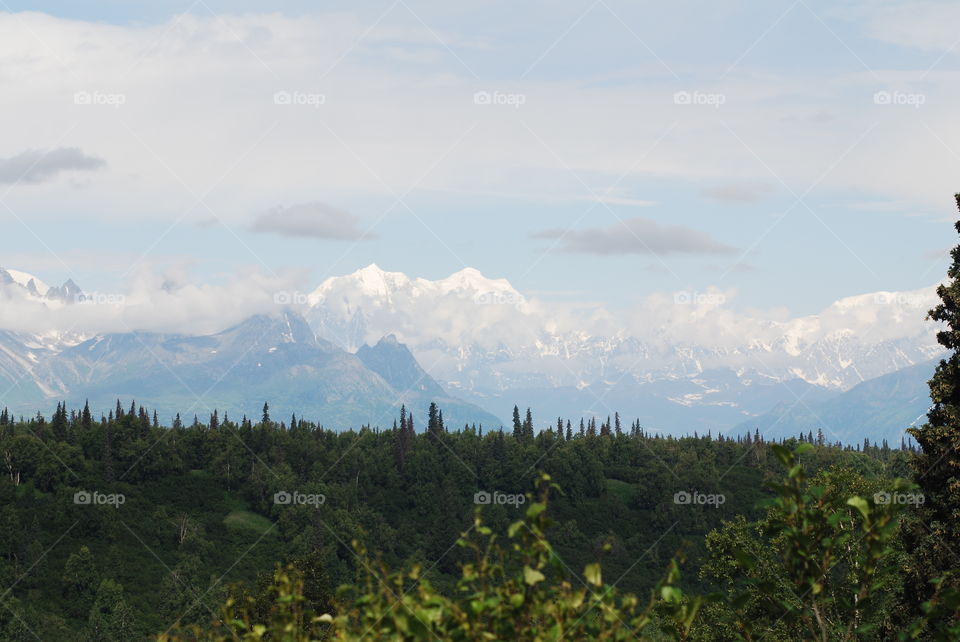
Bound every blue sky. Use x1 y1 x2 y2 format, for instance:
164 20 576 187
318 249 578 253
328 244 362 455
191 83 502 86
2 0 959 317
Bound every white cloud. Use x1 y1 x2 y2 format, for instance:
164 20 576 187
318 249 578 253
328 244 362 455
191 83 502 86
0 265 305 337
839 1 960 52
1 8 959 226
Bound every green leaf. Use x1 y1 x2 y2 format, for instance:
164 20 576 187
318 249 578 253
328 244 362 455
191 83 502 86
526 502 547 519
524 566 546 586
661 586 683 603
584 563 602 587
847 496 870 521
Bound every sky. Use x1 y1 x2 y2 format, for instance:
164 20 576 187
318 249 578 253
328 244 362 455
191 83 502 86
2 0 960 320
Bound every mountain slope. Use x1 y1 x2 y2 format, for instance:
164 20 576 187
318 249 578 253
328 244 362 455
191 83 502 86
1 312 499 429
730 359 936 444
357 334 503 428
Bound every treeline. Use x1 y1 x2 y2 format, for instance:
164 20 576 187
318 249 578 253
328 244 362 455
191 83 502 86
0 399 911 640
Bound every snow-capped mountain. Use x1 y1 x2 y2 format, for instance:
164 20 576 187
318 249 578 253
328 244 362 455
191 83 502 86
0 267 83 304
294 263 943 436
302 263 942 393
0 263 943 438
0 309 501 428
306 263 523 352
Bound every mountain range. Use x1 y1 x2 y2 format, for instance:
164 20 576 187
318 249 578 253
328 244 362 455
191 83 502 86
0 264 944 440
731 358 936 445
0 282 500 428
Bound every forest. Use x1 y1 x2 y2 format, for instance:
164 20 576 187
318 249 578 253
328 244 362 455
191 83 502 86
0 396 952 640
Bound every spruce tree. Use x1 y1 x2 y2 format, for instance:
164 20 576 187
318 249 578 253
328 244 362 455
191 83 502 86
908 194 960 615
512 405 522 440
82 401 91 431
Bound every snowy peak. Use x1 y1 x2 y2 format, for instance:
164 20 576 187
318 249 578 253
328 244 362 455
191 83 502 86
351 263 412 296
0 268 51 297
0 268 85 304
312 263 412 300
431 267 518 295
312 263 519 299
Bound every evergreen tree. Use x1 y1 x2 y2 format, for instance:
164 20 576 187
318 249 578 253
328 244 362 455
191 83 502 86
81 401 91 431
261 402 271 426
512 405 522 440
103 421 115 484
427 402 444 440
908 194 960 618
51 402 67 440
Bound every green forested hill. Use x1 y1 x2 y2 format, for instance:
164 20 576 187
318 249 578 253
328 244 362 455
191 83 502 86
0 401 912 640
